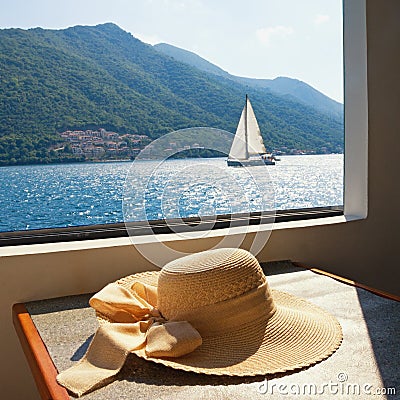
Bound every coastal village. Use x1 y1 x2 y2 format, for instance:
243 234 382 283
58 128 152 160
57 128 336 161
57 129 207 160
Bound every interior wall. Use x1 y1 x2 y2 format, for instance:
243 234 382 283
0 1 399 399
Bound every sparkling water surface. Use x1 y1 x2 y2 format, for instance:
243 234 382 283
0 155 343 232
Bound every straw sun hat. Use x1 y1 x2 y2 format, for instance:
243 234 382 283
57 248 342 397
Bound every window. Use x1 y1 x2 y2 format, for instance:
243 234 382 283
0 0 349 247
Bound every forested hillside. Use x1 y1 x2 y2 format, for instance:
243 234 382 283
154 42 344 118
0 23 344 166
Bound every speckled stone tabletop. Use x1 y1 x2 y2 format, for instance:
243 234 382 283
25 261 400 400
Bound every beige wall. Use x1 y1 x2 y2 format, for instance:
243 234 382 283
1 1 399 398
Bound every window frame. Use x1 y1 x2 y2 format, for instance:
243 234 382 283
0 206 344 247
0 0 367 249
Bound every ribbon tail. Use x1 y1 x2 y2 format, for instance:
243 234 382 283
57 322 148 397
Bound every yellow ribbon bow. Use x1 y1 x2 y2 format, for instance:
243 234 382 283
56 282 202 397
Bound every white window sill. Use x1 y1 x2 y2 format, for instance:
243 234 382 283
0 214 363 258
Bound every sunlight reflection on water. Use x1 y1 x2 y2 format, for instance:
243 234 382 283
0 154 343 232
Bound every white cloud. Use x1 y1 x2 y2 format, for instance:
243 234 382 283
256 25 294 46
314 14 330 25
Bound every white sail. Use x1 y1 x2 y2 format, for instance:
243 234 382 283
228 97 267 160
246 99 267 155
228 106 248 159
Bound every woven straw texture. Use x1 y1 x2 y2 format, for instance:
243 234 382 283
99 248 342 376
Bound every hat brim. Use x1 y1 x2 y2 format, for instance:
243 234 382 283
98 270 342 376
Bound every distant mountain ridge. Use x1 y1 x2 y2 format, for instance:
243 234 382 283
154 43 343 118
154 43 229 77
0 23 343 166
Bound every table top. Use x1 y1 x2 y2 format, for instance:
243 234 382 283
14 261 400 399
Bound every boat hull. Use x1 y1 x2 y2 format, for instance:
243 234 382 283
227 159 275 167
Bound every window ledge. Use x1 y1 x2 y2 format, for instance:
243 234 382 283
0 214 363 258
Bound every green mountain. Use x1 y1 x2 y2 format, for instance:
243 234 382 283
154 43 343 118
0 23 343 166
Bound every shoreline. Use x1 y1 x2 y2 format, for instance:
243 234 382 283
0 153 344 168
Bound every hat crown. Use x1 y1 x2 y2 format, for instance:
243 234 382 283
157 248 266 320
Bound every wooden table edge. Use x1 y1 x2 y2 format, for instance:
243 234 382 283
12 303 70 400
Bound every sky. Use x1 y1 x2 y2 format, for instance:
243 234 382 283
0 0 343 103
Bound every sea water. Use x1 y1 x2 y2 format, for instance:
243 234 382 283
0 154 343 233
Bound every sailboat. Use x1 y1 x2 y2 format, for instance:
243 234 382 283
227 95 278 167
